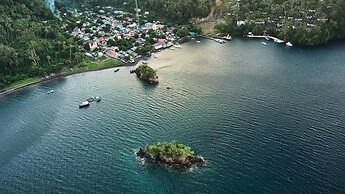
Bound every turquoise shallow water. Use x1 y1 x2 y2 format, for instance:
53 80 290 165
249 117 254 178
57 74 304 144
0 39 345 193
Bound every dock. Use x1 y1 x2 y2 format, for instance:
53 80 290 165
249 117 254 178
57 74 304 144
246 35 284 43
200 35 227 44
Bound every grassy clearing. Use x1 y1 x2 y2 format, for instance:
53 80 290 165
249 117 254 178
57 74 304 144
63 58 122 74
6 77 41 89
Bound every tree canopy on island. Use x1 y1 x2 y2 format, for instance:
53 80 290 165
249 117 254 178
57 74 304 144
145 141 195 159
135 64 157 80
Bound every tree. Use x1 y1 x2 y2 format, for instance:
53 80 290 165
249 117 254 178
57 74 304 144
176 27 189 37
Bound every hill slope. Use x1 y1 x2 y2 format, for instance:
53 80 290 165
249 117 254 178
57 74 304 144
0 0 81 89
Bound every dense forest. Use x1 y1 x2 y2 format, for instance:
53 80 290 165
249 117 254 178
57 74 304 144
0 0 82 89
216 0 345 45
77 0 215 23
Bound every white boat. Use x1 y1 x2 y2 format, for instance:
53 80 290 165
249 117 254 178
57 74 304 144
48 90 54 94
286 42 293 47
261 42 268 46
170 47 176 50
274 39 284 43
224 35 232 40
215 39 226 44
265 36 270 41
95 96 101 102
79 101 90 108
174 44 182 48
196 40 201 43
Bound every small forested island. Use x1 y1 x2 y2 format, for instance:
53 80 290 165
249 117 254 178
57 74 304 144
137 141 206 168
134 64 159 84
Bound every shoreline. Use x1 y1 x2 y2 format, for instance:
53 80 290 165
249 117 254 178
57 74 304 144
0 57 144 97
0 37 192 97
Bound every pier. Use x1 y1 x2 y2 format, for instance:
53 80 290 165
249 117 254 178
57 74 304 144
246 34 284 43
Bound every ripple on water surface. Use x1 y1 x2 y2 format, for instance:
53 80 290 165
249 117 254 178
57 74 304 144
0 39 345 193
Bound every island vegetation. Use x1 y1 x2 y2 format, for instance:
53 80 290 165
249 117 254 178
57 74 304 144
137 141 206 168
133 64 158 84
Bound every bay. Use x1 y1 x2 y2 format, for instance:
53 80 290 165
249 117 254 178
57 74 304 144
0 39 345 193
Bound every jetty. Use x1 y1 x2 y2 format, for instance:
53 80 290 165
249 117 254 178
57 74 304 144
246 34 293 46
200 35 227 44
247 34 285 43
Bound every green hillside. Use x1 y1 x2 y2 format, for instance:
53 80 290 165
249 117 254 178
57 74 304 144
0 0 82 89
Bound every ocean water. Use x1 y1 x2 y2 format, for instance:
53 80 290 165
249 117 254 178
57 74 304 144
0 39 345 193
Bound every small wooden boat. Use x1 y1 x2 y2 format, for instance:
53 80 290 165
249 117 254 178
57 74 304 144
87 97 95 102
114 69 120 73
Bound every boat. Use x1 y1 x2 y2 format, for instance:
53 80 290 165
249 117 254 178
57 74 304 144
79 101 90 108
114 69 120 73
215 39 226 44
174 44 182 49
196 40 201 43
265 36 270 41
48 90 54 94
87 97 95 102
261 42 268 46
95 96 101 102
142 61 148 64
286 42 293 47
274 39 284 44
223 34 232 40
170 47 176 50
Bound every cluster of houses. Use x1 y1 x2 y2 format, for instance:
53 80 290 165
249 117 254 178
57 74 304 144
63 6 179 62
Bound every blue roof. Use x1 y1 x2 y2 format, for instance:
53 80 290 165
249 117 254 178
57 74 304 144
189 32 197 36
116 25 125 30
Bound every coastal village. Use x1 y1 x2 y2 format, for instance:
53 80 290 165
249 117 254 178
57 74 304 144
59 1 331 62
61 6 182 63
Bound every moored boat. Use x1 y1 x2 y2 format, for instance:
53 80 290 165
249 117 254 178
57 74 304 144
224 34 232 40
95 96 101 102
174 44 182 49
261 42 268 46
87 97 94 102
48 90 54 94
79 101 90 108
286 42 293 47
114 69 120 73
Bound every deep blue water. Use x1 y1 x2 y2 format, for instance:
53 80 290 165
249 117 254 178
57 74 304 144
1 39 345 193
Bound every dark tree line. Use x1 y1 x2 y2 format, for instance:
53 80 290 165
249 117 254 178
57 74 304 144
0 0 83 89
216 0 345 46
